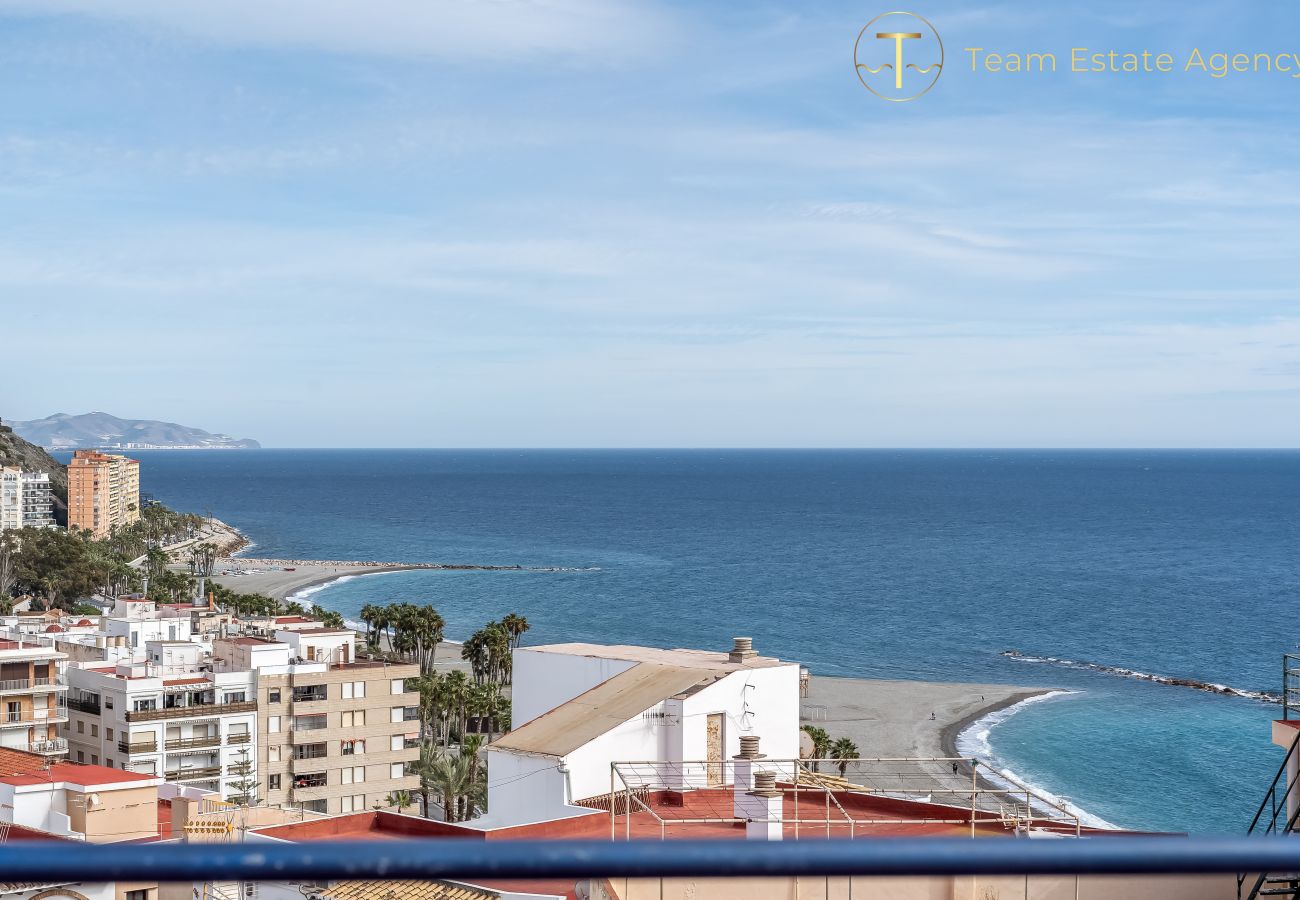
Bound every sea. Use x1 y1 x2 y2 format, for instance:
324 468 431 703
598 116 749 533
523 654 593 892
84 448 1300 834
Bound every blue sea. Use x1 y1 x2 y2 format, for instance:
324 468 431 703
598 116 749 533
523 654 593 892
96 448 1300 833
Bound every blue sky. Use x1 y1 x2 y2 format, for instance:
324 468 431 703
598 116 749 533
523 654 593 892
1 1 1298 447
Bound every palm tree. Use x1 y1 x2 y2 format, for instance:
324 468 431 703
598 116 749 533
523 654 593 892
427 751 476 822
441 670 471 745
386 790 414 815
415 673 442 744
460 733 485 785
831 737 859 778
802 725 832 771
413 741 440 818
501 613 530 649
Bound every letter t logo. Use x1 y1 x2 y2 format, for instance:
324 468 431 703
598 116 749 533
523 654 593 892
877 31 922 89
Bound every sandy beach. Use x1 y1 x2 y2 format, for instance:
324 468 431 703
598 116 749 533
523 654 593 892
210 560 430 599
804 674 1051 761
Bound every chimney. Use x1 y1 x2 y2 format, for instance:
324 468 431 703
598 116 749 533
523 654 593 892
740 770 783 841
732 734 766 819
728 637 757 664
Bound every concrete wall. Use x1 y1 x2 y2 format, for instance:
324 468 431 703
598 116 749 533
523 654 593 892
511 650 639 728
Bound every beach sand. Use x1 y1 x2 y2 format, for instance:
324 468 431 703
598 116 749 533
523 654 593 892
209 561 424 600
804 675 1051 760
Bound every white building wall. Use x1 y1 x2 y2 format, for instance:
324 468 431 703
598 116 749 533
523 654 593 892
483 749 575 825
679 665 801 763
510 650 638 728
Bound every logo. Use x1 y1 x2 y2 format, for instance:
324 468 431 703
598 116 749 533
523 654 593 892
854 12 944 101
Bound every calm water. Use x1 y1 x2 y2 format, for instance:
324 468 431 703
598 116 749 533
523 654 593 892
98 448 1300 832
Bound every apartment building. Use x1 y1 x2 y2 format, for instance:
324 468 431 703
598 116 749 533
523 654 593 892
67 449 140 537
214 628 421 815
66 642 258 799
0 466 55 531
0 637 69 759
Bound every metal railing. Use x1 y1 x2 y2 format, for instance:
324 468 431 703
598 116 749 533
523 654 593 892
165 735 221 751
26 738 67 754
609 757 1081 841
0 837 1293 882
0 677 59 692
127 700 257 722
1284 654 1300 720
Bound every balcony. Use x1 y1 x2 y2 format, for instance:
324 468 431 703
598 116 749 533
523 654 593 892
68 696 101 715
119 739 159 754
164 735 221 751
228 732 251 744
26 738 68 756
291 686 328 703
0 704 68 728
289 715 329 732
126 699 257 722
0 678 65 694
164 766 222 782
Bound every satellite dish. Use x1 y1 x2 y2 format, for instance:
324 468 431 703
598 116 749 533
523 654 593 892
88 793 102 807
799 730 815 759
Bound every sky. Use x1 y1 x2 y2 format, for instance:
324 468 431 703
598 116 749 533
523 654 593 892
1 1 1298 447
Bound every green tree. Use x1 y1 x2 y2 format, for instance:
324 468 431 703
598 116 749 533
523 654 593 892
386 790 414 815
226 746 260 806
802 725 831 771
831 737 859 778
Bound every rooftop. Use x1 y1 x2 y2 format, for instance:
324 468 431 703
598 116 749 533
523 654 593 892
525 643 790 671
0 762 158 789
493 663 725 758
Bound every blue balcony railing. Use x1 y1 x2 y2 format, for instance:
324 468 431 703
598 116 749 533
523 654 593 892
0 836 1298 882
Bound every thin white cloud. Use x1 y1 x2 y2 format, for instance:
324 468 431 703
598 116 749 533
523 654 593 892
0 0 674 63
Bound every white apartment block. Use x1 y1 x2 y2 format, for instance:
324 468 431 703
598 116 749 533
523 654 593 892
0 466 55 531
66 640 258 800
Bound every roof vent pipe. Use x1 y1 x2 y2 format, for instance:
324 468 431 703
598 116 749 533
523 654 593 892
729 637 757 663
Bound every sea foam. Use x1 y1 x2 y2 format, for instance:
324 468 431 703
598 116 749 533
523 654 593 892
955 691 1121 831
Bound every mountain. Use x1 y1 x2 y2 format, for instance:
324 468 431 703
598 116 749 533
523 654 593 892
0 419 68 523
11 412 261 450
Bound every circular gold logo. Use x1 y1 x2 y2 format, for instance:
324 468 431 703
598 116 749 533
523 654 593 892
853 11 944 102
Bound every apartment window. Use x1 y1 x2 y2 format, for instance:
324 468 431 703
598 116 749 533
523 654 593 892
341 710 365 728
268 774 281 791
292 685 327 703
224 692 246 704
77 721 85 734
77 751 84 762
267 716 281 734
390 679 405 696
125 890 150 900
90 724 98 737
390 735 404 752
342 740 365 756
106 728 114 740
105 697 113 709
390 763 404 780
91 754 98 765
390 707 403 723
340 794 366 813
340 766 365 785
268 745 281 763
133 698 156 712
107 758 114 768
268 689 281 704
342 681 365 700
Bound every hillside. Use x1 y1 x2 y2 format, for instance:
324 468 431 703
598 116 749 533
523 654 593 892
12 412 260 450
0 419 68 524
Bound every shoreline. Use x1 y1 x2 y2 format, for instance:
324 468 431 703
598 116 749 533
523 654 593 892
210 517 1103 827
